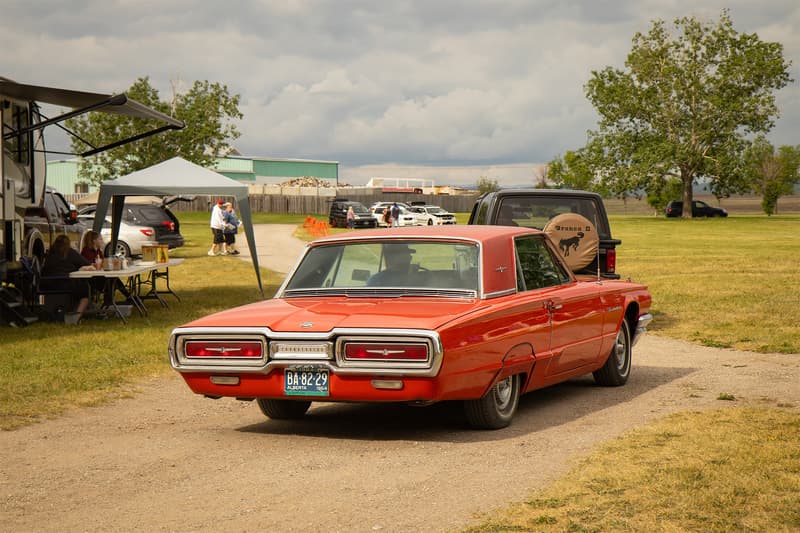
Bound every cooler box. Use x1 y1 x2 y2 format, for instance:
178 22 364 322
142 244 169 263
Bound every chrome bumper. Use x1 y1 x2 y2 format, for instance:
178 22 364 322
633 313 653 346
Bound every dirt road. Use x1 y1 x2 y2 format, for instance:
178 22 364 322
2 335 798 532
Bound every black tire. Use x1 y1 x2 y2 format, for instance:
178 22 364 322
257 398 311 420
464 374 521 430
593 319 631 386
427 218 434 226
104 241 131 259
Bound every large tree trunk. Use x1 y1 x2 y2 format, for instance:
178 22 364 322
681 169 694 219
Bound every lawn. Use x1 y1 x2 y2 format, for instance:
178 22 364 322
1 212 798 530
1 214 798 429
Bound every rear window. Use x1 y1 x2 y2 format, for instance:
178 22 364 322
497 196 610 237
126 205 170 224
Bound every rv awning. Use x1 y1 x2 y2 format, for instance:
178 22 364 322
0 80 183 126
0 79 184 156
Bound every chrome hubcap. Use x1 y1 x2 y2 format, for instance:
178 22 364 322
494 377 513 410
614 330 628 371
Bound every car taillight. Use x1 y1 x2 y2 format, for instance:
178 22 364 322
139 229 154 237
161 220 176 231
344 342 428 361
185 341 263 358
606 249 616 274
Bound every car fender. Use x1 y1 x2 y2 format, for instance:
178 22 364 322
480 342 536 398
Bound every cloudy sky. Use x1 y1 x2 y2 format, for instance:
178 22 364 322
2 1 798 186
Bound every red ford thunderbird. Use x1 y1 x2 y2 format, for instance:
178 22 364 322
169 226 652 429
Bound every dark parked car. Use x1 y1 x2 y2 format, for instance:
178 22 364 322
329 199 378 229
79 199 185 250
665 200 728 218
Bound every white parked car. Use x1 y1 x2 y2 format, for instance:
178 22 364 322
408 205 457 225
372 205 417 227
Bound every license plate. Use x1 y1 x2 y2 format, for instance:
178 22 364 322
284 367 329 397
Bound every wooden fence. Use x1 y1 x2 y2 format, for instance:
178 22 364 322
68 192 481 216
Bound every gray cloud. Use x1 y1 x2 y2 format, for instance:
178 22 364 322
2 0 798 186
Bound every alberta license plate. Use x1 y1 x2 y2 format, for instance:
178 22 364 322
284 367 329 397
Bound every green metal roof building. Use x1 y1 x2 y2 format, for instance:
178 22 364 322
214 156 338 184
46 155 339 194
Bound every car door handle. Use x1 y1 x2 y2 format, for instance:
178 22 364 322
547 300 563 311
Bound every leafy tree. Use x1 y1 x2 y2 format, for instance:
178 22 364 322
744 136 800 215
476 176 500 194
645 175 683 213
583 10 791 217
548 150 598 191
66 77 242 184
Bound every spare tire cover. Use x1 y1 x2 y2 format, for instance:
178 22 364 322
544 213 599 271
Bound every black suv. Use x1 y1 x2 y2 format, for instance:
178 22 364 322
665 200 728 218
80 200 185 249
329 199 378 229
469 189 620 279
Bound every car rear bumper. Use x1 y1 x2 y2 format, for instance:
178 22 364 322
633 313 653 346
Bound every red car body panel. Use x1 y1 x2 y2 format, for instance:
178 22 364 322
170 225 652 422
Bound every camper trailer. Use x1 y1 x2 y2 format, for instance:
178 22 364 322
1 78 183 325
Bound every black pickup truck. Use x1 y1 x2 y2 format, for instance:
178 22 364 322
24 188 88 261
468 189 621 279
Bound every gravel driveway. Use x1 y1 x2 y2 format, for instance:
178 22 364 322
3 337 798 531
2 226 798 532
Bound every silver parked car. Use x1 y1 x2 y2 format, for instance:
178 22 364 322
78 215 157 258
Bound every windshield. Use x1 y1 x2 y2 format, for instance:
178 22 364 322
285 241 480 293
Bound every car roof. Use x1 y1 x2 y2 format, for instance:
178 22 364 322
310 224 539 244
302 225 547 296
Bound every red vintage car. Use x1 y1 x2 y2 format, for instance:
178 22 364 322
169 226 652 429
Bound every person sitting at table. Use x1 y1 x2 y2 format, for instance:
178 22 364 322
41 235 97 319
81 230 105 267
80 230 132 305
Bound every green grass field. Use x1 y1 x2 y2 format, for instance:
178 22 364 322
1 213 799 530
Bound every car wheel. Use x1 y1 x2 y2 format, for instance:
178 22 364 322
593 319 631 386
257 398 311 420
427 218 434 226
104 240 131 259
464 374 521 429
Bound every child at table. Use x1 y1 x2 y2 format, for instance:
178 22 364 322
80 230 132 305
81 230 105 269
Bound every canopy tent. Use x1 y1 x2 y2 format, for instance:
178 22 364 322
92 157 263 295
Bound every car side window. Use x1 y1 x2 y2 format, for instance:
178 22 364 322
514 236 570 291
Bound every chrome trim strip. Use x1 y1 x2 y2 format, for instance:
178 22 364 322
484 288 516 299
335 335 436 372
171 330 268 370
169 326 444 377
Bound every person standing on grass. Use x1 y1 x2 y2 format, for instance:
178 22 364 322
222 202 241 255
209 199 226 256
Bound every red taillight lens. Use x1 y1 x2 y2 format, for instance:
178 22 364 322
344 343 428 361
185 341 263 358
606 249 616 274
139 229 154 237
161 220 176 231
